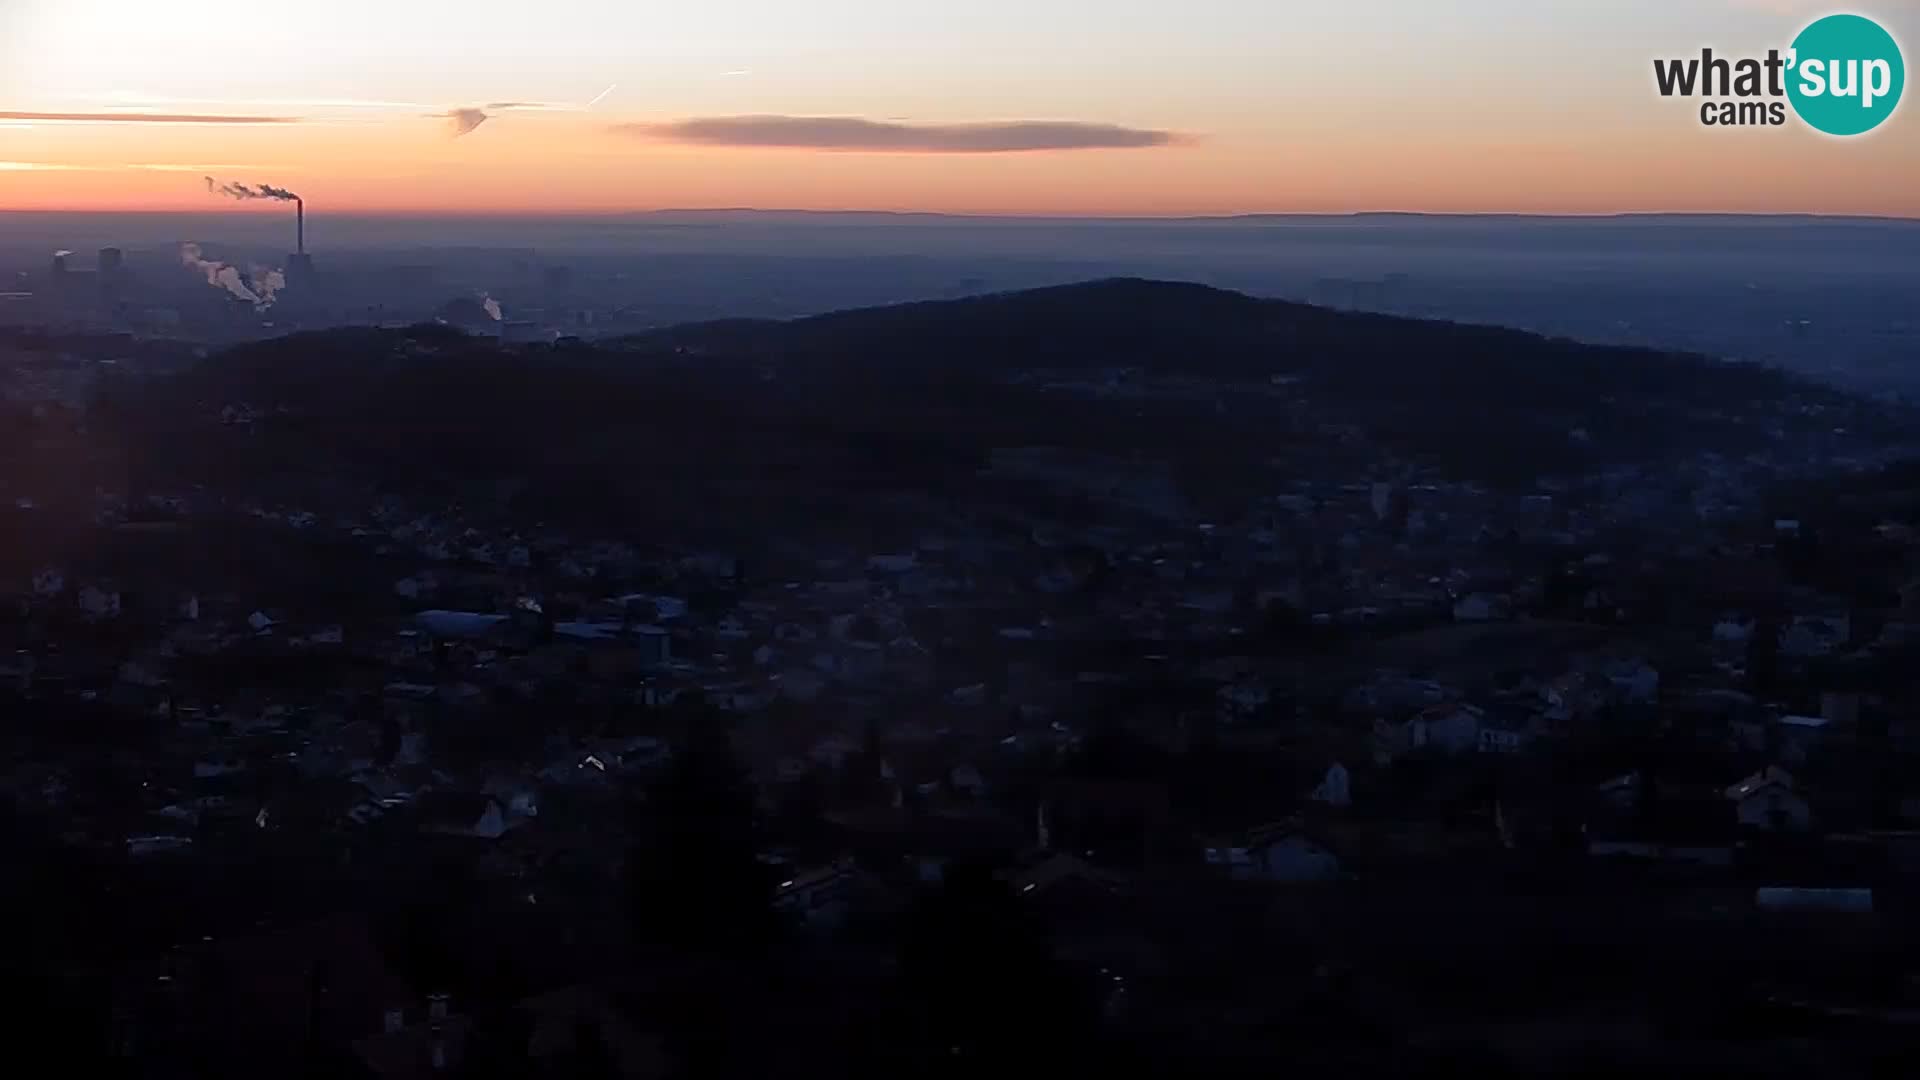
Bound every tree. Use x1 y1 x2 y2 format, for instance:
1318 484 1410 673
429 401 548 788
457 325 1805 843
1746 619 1782 693
624 721 773 955
895 862 1092 1074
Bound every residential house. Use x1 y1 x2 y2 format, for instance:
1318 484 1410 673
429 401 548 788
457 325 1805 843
1772 713 1832 765
1216 679 1271 723
1780 611 1851 659
120 916 413 1069
1407 703 1486 756
1451 592 1511 622
1726 766 1812 833
354 992 473 1080
1754 887 1873 914
1595 772 1644 813
1477 724 1530 755
1343 673 1449 714
1202 820 1341 882
1586 781 1737 867
519 984 668 1080
1310 762 1352 807
78 583 121 620
772 858 875 931
1002 852 1128 904
413 793 511 840
1542 671 1612 726
1603 659 1660 705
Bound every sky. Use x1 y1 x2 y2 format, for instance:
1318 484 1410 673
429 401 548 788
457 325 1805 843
1 0 1916 216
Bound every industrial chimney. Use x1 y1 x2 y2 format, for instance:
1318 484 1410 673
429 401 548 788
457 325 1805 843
287 198 314 284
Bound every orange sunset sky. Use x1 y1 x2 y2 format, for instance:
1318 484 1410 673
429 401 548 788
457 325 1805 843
2 0 1916 217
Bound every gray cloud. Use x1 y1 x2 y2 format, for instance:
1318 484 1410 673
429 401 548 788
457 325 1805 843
0 110 301 124
618 115 1189 153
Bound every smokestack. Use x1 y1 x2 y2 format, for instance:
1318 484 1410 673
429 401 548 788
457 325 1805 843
296 199 304 255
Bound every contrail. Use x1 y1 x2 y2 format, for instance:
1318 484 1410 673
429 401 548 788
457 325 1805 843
439 84 617 137
442 108 493 137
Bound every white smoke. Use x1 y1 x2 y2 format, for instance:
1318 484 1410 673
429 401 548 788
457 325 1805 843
252 266 288 306
482 295 503 321
179 242 286 309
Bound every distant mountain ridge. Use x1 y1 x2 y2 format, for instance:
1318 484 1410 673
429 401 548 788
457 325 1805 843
626 208 1920 225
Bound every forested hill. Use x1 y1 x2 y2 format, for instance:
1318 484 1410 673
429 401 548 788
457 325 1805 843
621 277 1817 410
93 279 1892 533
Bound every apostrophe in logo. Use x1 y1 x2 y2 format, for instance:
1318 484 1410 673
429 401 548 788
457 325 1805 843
1787 14 1904 136
1653 12 1904 136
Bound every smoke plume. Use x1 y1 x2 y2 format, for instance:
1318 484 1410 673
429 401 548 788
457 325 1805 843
179 243 285 310
252 267 288 306
482 296 504 321
205 176 301 202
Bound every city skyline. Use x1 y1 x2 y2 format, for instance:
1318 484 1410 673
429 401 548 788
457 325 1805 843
2 0 1917 217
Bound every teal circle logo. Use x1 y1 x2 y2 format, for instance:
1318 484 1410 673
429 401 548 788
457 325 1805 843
1787 14 1904 136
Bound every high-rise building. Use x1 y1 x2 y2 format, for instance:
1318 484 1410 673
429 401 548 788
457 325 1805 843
98 247 125 276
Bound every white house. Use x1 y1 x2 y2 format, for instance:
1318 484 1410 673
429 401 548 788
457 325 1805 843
1477 726 1529 754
